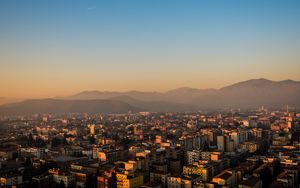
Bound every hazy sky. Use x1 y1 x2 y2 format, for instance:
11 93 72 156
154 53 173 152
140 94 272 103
1 0 300 98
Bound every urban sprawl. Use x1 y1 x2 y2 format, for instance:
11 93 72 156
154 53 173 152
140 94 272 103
1 108 300 188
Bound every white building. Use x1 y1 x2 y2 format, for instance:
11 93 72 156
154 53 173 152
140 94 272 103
186 150 201 165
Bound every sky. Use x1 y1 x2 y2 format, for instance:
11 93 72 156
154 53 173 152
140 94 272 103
0 0 300 99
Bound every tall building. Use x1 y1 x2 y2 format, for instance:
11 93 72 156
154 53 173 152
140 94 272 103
230 132 240 149
217 136 225 152
186 150 201 165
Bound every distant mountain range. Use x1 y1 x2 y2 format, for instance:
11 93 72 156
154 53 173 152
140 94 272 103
66 78 300 109
0 97 8 105
0 78 299 115
0 99 141 115
0 97 23 106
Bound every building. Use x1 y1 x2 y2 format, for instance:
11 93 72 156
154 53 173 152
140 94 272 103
116 171 143 188
98 175 116 188
238 176 262 188
169 159 181 175
167 175 200 188
186 150 201 165
212 169 237 187
167 176 181 188
183 164 212 181
20 147 46 159
0 174 23 187
48 168 75 187
240 142 259 153
150 171 170 188
217 136 225 152
98 149 125 163
0 145 19 160
32 175 52 188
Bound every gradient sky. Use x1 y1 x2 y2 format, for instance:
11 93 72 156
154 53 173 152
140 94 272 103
1 0 300 98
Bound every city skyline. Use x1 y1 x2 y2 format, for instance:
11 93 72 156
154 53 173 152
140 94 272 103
1 0 300 98
1 1 300 188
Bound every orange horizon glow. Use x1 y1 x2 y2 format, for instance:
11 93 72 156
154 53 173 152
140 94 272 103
1 75 299 99
1 1 300 99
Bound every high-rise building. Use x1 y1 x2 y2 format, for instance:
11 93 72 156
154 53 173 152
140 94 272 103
217 136 225 152
186 150 201 165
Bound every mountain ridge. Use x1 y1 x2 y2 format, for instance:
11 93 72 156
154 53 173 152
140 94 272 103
69 78 300 96
0 99 142 115
65 78 300 107
0 78 299 114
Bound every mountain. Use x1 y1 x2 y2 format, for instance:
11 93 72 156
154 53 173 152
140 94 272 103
1 78 299 115
109 95 197 112
66 78 300 109
68 90 197 112
68 90 164 101
213 78 300 108
0 97 6 105
68 91 121 100
0 99 141 115
165 87 217 104
0 97 22 105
